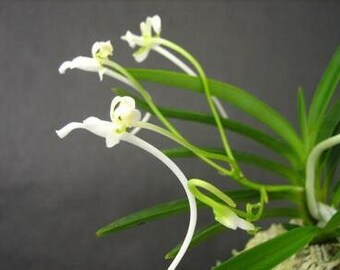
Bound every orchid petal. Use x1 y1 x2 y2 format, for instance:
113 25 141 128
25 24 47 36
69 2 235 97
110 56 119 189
133 46 151 63
148 15 161 35
128 109 142 126
110 96 123 121
58 56 101 74
121 96 136 108
82 117 114 138
121 31 138 48
56 117 116 140
56 122 85 138
140 21 151 37
110 96 135 120
105 132 120 148
110 96 141 127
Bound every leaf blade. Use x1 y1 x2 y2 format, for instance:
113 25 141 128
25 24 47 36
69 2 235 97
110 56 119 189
317 101 340 143
213 226 318 270
128 68 303 159
115 88 296 163
321 210 340 235
164 147 300 183
308 47 340 138
297 87 308 144
96 190 260 237
96 190 294 237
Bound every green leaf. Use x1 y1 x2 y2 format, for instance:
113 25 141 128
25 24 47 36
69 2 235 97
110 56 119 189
297 87 308 143
165 207 300 260
317 101 340 143
96 190 261 237
332 179 340 207
317 101 340 182
128 68 304 161
165 223 223 259
321 210 340 235
321 122 340 195
212 226 318 270
96 190 293 237
164 147 300 184
308 47 340 140
115 88 296 163
313 211 340 243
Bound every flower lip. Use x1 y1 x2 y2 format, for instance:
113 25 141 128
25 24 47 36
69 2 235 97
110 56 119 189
91 40 113 59
110 96 141 129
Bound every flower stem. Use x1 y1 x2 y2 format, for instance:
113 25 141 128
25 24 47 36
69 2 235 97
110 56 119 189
188 179 236 209
153 45 228 118
103 59 183 139
153 38 237 170
135 121 234 176
136 122 303 194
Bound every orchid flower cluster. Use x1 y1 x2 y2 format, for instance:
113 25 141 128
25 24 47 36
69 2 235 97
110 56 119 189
56 15 340 270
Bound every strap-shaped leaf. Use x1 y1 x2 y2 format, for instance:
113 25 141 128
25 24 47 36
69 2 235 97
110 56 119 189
320 122 340 193
297 87 308 143
96 190 292 237
212 226 318 270
332 179 340 207
115 88 296 163
308 47 340 136
165 207 300 259
164 147 300 184
317 101 340 143
313 211 340 243
128 68 303 160
321 210 340 235
165 223 223 259
96 190 259 237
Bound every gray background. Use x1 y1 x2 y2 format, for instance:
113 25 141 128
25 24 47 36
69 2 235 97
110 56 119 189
1 1 340 269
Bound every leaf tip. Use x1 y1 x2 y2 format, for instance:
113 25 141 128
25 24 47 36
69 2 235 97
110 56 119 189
96 228 108 237
164 252 175 260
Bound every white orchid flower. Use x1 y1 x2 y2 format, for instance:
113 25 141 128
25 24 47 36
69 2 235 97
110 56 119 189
213 203 255 231
56 96 141 148
121 15 161 63
58 41 150 136
121 15 228 118
59 40 113 81
56 95 197 270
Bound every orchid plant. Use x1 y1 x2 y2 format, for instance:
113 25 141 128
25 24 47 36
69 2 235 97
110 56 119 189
56 15 340 269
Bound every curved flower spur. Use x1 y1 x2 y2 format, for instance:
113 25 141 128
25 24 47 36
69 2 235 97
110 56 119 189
56 96 197 270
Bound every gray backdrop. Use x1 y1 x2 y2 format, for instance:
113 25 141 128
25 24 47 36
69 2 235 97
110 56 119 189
1 1 339 269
